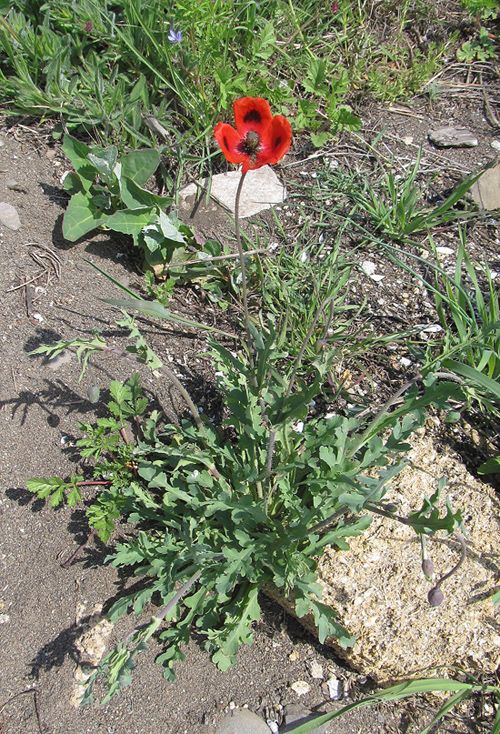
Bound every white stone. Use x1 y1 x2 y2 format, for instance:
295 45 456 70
490 140 500 152
0 202 21 230
361 260 376 276
436 246 454 256
180 166 286 219
428 127 478 148
215 709 271 734
308 660 324 679
291 680 311 696
327 678 343 700
471 163 500 211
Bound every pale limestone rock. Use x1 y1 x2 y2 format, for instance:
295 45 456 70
471 163 500 211
267 436 499 684
0 202 21 230
428 127 478 148
180 166 286 219
215 709 271 734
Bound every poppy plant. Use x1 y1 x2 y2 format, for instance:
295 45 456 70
214 97 292 173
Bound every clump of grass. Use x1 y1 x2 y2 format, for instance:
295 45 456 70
1 0 459 168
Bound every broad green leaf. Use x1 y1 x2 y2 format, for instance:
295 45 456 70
63 192 104 241
62 134 90 172
88 146 118 184
477 455 500 474
105 207 156 236
121 149 160 187
119 177 170 210
62 171 83 195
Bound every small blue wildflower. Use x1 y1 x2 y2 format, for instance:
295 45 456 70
168 27 182 44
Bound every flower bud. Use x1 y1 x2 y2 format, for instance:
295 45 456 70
428 586 444 607
421 558 434 579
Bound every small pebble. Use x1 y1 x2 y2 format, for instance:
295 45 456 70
291 680 311 696
327 678 343 700
308 660 324 679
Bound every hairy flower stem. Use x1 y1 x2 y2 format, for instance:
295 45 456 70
234 171 253 358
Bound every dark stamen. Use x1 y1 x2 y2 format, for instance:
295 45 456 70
273 136 282 149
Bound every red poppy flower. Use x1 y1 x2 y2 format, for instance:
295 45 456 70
214 97 292 173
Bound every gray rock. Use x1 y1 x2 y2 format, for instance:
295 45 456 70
428 127 478 148
180 166 286 219
215 709 271 734
471 163 500 211
281 704 328 734
0 202 21 230
491 140 500 153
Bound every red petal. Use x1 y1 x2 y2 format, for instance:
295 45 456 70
259 115 292 166
214 122 246 165
233 97 272 135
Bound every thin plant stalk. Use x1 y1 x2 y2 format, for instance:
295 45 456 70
234 171 252 351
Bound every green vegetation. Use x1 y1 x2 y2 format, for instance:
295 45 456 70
6 0 497 721
0 0 457 166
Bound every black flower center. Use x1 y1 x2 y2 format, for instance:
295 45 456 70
238 131 261 158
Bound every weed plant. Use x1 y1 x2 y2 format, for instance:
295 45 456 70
27 99 469 703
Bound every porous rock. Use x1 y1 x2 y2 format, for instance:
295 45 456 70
268 436 499 684
428 127 478 148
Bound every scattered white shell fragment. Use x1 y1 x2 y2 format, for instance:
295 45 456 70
422 324 443 334
361 261 385 282
308 660 324 679
294 421 304 434
327 678 343 700
436 246 454 256
361 260 376 276
400 357 412 367
0 614 10 624
32 313 44 322
291 680 311 696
